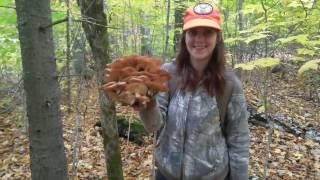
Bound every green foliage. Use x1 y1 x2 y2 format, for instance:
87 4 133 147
224 37 241 45
117 115 147 136
297 48 316 57
235 58 280 70
243 32 271 44
0 0 20 73
290 56 305 62
297 59 320 78
276 34 309 45
242 4 264 16
1 0 319 85
224 0 320 83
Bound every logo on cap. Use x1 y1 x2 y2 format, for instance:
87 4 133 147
193 3 213 15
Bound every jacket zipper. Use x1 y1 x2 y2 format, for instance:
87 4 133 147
180 91 194 180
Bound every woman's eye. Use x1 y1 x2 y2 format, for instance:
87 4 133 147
188 29 215 37
204 29 214 36
189 30 197 36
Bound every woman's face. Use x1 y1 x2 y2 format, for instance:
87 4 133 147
185 27 218 63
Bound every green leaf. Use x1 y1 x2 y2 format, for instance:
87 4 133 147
280 0 291 7
244 32 270 44
297 48 315 56
276 34 309 45
298 59 320 77
295 35 310 45
288 1 302 8
257 105 265 113
290 56 305 62
235 58 280 70
235 63 256 70
242 4 264 16
243 23 270 33
224 37 243 44
254 58 281 68
307 40 320 47
301 0 314 9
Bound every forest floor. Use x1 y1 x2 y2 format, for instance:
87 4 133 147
0 69 320 179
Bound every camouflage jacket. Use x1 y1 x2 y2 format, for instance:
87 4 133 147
140 62 249 180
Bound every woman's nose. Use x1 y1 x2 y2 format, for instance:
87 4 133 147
194 33 205 41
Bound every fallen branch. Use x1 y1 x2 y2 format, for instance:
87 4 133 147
248 105 320 143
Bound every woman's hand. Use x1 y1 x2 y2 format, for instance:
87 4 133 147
132 98 156 112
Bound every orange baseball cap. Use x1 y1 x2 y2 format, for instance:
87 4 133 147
183 3 222 31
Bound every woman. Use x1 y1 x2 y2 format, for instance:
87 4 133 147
138 3 249 180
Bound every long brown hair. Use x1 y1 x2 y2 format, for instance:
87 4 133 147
176 31 226 96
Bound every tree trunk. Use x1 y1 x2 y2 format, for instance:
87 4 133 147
173 0 184 53
140 11 152 55
77 0 124 179
66 0 71 113
236 0 244 65
164 0 171 59
220 0 231 38
128 0 137 53
122 1 128 55
72 35 87 76
261 0 269 57
15 0 68 179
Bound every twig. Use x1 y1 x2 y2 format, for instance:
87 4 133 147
57 74 84 78
151 132 157 180
126 111 134 147
72 71 86 176
298 0 308 18
72 35 88 177
39 17 68 31
0 5 16 9
66 0 71 113
74 18 120 29
263 68 272 179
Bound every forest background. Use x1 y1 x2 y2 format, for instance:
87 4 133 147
0 0 320 179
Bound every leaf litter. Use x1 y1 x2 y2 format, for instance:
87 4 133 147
0 75 320 179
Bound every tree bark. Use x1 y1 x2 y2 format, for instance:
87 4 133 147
236 0 244 65
77 0 124 179
164 0 171 59
261 0 269 57
15 0 68 179
173 0 184 53
140 10 152 55
66 0 71 113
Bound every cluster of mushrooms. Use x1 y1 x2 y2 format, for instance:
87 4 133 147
101 55 171 108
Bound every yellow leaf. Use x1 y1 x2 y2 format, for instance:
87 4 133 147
305 139 315 147
257 105 265 113
293 152 304 159
274 148 282 154
65 143 71 150
273 129 281 138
